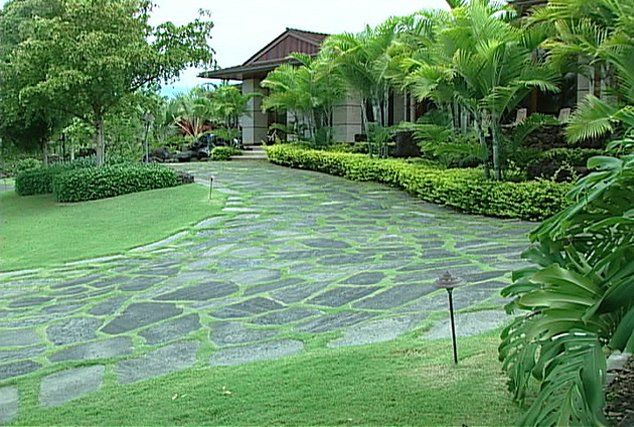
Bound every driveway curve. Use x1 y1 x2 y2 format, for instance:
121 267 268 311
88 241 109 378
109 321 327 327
0 161 534 418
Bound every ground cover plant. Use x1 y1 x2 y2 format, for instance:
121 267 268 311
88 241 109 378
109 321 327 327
267 144 570 221
0 185 225 271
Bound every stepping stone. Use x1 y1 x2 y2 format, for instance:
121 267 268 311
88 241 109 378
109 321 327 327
303 239 350 249
271 282 330 304
51 274 102 289
295 311 375 333
115 342 199 384
210 339 304 367
424 310 509 339
307 287 380 308
101 303 183 334
354 284 436 310
119 277 163 292
211 322 278 346
243 278 305 297
41 303 84 315
328 317 420 348
252 308 323 326
9 297 52 309
90 276 126 289
228 269 281 286
0 329 41 347
139 314 202 345
46 318 102 346
89 296 128 316
212 297 284 319
39 365 104 407
154 282 238 301
0 386 18 424
0 346 46 364
0 360 41 381
341 272 386 285
48 337 133 362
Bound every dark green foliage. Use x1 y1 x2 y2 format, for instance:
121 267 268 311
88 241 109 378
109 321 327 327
500 154 634 426
14 159 95 196
267 145 570 221
8 158 42 176
53 163 181 203
210 147 241 161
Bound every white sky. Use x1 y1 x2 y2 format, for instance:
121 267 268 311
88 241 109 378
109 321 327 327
152 0 450 95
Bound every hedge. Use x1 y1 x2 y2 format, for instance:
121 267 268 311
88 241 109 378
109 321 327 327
211 146 242 161
14 159 96 196
53 163 181 203
266 144 571 221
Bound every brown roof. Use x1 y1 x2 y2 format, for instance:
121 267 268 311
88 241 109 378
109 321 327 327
200 28 329 81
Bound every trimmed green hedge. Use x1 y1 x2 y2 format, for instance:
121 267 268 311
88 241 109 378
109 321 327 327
53 163 181 203
211 147 242 161
15 159 96 196
266 144 571 221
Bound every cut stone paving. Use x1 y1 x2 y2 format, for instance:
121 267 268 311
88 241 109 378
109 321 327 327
39 365 104 407
0 161 533 415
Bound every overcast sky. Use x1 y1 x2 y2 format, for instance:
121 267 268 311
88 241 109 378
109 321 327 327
153 0 450 96
0 0 450 96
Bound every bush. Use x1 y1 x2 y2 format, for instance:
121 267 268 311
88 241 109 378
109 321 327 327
13 158 42 175
526 148 605 181
266 144 571 221
15 160 96 196
211 146 241 161
53 163 181 203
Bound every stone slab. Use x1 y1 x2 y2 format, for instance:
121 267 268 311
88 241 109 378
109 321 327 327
212 297 284 319
115 342 199 384
139 314 202 345
354 284 435 310
0 360 41 381
341 272 386 286
0 386 18 424
252 308 323 326
328 316 420 348
154 282 238 301
102 303 183 334
40 365 104 407
295 311 375 333
210 339 304 366
0 329 40 347
424 310 509 340
307 286 380 308
88 296 128 316
46 318 102 346
48 337 133 362
211 322 278 346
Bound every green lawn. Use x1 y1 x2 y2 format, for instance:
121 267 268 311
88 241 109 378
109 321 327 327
0 184 225 271
14 333 524 426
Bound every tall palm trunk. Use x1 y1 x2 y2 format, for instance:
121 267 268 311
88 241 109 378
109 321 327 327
94 116 105 166
490 117 502 181
473 112 491 179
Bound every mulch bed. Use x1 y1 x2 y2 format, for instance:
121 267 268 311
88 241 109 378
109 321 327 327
606 357 634 426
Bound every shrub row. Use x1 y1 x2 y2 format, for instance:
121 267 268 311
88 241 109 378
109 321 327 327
266 144 571 221
15 159 96 196
53 163 182 203
211 147 242 161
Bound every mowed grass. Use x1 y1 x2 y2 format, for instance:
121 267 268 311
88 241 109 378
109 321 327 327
15 333 524 426
0 184 225 271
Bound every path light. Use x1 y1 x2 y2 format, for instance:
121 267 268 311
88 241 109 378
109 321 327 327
209 176 214 201
435 271 462 364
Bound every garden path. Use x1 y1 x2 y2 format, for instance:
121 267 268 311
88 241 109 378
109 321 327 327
0 161 534 421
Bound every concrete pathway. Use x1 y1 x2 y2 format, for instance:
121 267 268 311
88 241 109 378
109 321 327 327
0 161 533 420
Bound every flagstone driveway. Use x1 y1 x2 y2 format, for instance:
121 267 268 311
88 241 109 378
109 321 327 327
0 160 534 421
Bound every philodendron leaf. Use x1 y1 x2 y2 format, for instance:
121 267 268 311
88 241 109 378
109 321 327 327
609 307 634 353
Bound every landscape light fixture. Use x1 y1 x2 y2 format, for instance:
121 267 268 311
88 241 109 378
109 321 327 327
209 176 214 200
435 271 462 364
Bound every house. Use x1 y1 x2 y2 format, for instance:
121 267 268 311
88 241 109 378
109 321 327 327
200 28 414 146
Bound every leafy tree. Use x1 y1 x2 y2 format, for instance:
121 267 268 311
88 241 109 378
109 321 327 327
0 0 67 165
5 0 214 165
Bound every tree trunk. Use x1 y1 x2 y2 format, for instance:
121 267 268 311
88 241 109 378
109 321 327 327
94 117 105 166
473 115 490 180
41 139 49 167
361 101 369 136
491 119 502 181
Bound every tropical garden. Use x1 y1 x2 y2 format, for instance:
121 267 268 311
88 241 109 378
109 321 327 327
0 0 632 426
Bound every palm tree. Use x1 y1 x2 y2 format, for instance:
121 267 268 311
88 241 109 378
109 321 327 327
262 53 344 142
321 19 400 133
403 0 559 180
208 83 257 131
531 0 634 146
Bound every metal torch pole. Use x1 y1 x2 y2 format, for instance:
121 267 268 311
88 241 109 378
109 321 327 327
448 288 458 365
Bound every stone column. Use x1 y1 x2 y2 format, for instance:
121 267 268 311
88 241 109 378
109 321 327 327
240 78 268 145
332 91 363 142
